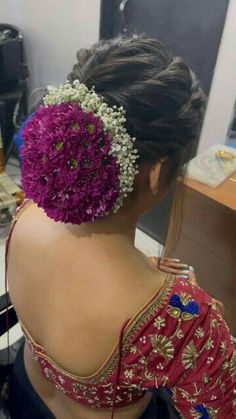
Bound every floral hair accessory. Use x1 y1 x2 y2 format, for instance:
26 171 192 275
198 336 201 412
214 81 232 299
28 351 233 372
21 80 139 224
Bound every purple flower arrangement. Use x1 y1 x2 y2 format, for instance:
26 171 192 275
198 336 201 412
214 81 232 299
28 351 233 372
22 102 120 224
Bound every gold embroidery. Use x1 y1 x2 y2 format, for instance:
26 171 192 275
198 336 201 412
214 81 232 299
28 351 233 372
167 307 196 321
181 312 196 321
182 341 199 369
130 346 137 354
229 350 236 378
175 328 184 340
179 292 192 305
144 371 155 381
177 388 197 404
74 382 87 392
222 361 229 370
202 373 210 384
219 341 228 357
193 383 201 397
124 369 134 379
211 318 220 329
167 307 181 319
20 274 176 385
139 356 148 366
153 316 166 329
191 411 201 418
150 334 174 361
220 382 226 393
222 350 236 378
122 274 176 351
20 272 236 415
195 327 204 339
207 406 218 418
205 339 214 350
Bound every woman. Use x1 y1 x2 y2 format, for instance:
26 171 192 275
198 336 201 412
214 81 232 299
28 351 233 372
6 35 235 418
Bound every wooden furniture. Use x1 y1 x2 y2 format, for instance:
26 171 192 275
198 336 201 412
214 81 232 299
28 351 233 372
166 171 236 336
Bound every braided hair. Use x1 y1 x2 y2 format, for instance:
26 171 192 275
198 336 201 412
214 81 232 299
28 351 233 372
68 34 206 184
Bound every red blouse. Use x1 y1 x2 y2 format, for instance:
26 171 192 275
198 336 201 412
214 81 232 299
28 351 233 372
6 202 236 418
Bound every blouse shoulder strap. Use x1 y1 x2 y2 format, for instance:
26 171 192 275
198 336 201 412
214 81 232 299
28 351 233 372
5 199 34 267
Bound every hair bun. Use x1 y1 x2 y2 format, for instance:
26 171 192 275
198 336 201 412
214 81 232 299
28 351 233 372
76 48 90 67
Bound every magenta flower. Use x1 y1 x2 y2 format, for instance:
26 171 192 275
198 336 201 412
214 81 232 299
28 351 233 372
21 102 120 224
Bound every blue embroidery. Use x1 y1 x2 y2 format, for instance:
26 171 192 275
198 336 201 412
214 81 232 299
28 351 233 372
194 404 210 418
169 294 181 307
169 294 200 316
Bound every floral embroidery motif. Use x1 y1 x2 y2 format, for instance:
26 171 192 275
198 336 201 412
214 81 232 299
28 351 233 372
176 328 184 339
58 375 65 385
153 316 166 329
205 339 214 350
195 327 205 339
16 275 235 415
222 361 230 370
209 300 222 317
124 369 135 379
182 341 199 369
219 341 228 357
150 334 174 361
139 336 147 344
139 356 147 366
144 371 155 380
44 367 56 381
179 292 192 305
210 318 220 329
168 293 200 321
221 350 236 378
130 345 137 354
177 387 197 404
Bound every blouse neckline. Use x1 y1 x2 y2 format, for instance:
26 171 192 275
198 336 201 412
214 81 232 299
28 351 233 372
19 274 176 383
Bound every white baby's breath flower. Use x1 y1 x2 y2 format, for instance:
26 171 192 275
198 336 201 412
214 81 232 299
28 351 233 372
44 80 139 215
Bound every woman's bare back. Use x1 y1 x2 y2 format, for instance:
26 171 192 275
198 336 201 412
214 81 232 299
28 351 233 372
7 203 165 418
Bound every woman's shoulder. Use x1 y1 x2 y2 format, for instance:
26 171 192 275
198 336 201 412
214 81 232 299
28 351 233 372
127 275 226 351
125 275 233 380
168 276 212 316
159 275 225 332
9 200 58 250
150 275 214 321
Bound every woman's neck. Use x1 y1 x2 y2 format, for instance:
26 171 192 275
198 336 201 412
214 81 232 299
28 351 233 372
68 208 139 244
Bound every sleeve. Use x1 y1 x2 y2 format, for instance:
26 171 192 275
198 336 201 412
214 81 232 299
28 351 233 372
154 283 236 418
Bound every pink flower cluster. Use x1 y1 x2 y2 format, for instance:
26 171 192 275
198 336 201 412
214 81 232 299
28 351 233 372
21 102 120 224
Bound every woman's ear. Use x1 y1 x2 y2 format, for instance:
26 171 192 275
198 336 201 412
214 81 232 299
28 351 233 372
149 162 162 195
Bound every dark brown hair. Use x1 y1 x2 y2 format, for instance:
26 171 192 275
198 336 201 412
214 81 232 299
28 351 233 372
68 35 206 254
68 34 206 184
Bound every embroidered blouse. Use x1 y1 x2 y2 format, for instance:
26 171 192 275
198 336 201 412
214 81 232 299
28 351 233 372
6 202 236 418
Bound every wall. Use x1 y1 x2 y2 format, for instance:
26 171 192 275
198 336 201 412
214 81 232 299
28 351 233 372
198 0 236 152
1 0 101 90
2 0 235 151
